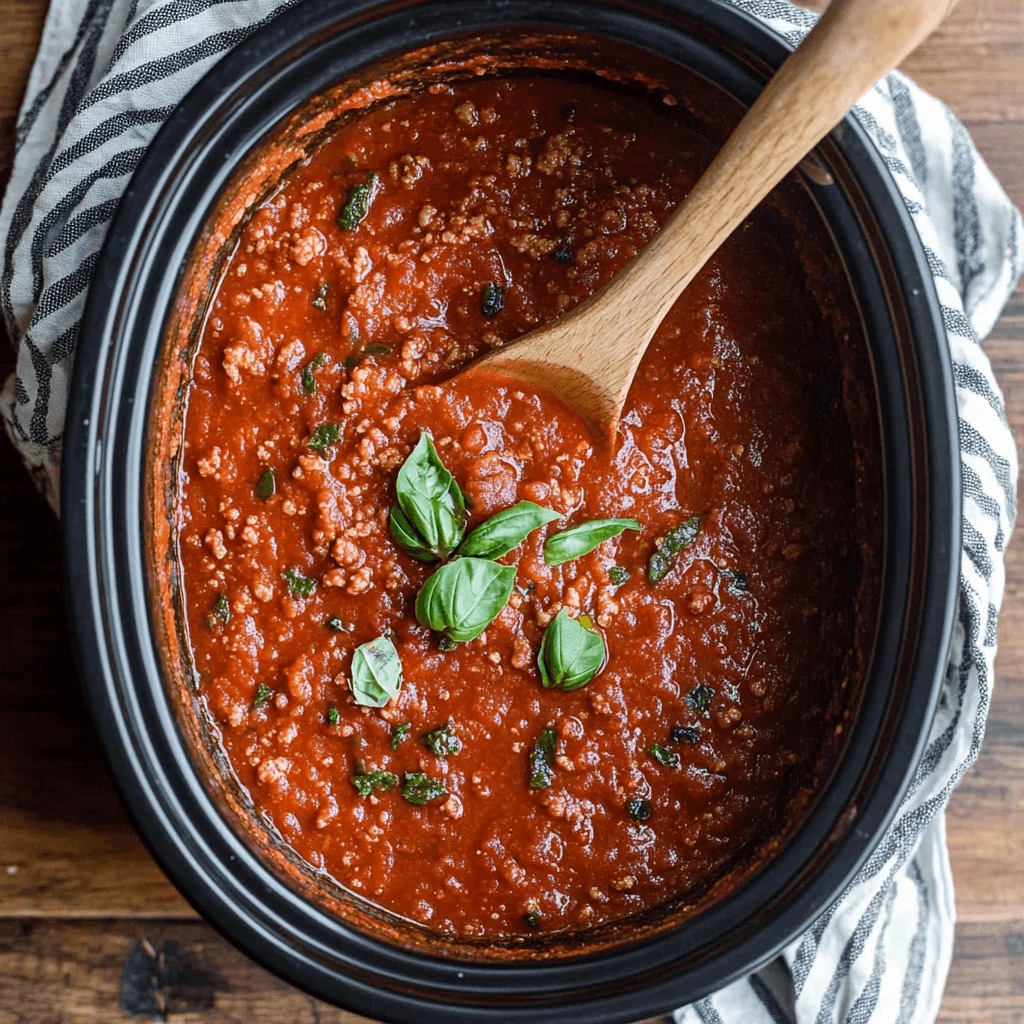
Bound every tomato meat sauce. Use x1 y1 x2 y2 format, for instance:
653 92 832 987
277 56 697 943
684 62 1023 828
178 74 876 939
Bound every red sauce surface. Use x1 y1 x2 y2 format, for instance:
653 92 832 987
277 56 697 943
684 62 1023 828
178 74 874 939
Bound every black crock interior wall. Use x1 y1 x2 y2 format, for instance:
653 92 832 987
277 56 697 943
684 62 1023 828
61 2 960 1021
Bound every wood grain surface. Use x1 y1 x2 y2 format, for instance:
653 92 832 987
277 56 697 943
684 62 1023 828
0 0 1020 1020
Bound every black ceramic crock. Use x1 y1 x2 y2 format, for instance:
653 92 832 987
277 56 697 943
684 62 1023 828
61 1 961 1021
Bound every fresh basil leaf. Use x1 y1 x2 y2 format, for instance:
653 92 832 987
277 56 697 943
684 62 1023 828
352 769 398 797
256 467 275 500
685 683 715 714
544 517 640 565
529 727 557 789
251 683 274 711
392 433 466 561
401 772 446 805
481 281 504 318
421 722 461 757
308 422 340 457
647 744 680 768
537 609 605 691
350 634 403 707
458 501 560 560
647 514 701 584
337 171 380 231
206 593 230 629
389 505 439 564
415 557 516 643
390 722 411 749
628 798 652 821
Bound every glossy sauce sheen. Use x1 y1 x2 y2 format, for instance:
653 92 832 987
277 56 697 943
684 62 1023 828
180 76 869 938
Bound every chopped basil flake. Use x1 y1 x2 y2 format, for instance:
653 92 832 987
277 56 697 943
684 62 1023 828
670 725 701 744
721 568 749 593
390 722 411 750
308 422 340 457
352 769 398 797
401 772 446 806
607 565 630 585
206 593 230 628
524 911 541 928
337 171 380 231
647 515 701 585
282 568 316 598
302 353 325 395
312 282 329 309
481 281 504 318
647 744 680 768
343 355 361 370
685 684 715 714
553 243 574 263
256 467 275 501
326 705 339 726
628 798 652 822
325 617 347 632
364 343 391 356
438 635 457 651
529 727 557 789
416 557 515 643
251 683 274 710
421 722 461 757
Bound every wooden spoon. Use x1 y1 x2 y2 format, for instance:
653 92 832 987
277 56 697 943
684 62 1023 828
469 0 956 444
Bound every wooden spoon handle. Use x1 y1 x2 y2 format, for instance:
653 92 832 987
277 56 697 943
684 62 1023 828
611 0 957 333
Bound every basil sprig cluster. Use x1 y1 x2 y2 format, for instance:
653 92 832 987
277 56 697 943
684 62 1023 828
390 432 559 644
390 432 642 690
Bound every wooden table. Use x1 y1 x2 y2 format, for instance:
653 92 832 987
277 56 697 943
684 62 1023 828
0 1 1020 1020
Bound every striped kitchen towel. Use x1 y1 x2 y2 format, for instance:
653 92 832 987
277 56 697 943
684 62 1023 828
0 1 1019 1022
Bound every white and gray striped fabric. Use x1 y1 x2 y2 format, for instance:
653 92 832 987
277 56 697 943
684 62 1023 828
1 1 1019 1021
